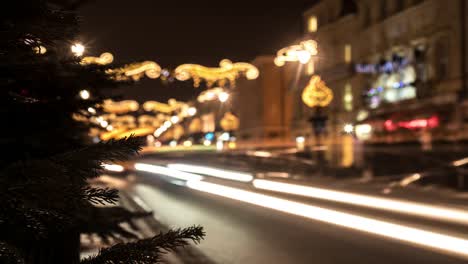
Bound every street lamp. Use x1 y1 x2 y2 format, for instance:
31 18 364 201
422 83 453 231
171 115 179 124
218 92 229 103
79 89 90 100
188 107 197 116
71 43 85 57
301 75 333 156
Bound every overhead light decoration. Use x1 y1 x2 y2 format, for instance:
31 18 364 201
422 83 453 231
102 99 139 114
274 40 318 67
197 87 230 103
71 43 85 57
80 52 114 65
302 75 333 108
79 89 90 100
142 99 185 113
107 61 161 81
174 59 259 88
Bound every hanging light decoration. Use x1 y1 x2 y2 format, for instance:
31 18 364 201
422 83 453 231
80 52 114 65
107 61 161 81
301 75 333 108
174 59 259 88
274 40 318 67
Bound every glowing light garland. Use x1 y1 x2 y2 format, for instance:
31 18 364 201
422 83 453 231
174 59 259 88
80 52 114 65
302 75 333 108
274 40 318 67
107 61 161 81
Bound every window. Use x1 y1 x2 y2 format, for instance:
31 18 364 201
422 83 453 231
343 83 353 111
344 44 352 63
308 16 318 33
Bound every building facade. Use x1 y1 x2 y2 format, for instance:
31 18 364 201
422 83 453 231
232 56 295 148
294 0 468 144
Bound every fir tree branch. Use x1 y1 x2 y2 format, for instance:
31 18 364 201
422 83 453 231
84 187 119 205
0 241 25 264
81 226 205 264
53 136 143 179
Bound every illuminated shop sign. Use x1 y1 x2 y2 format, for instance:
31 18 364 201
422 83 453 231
384 116 439 131
355 58 410 74
366 65 417 108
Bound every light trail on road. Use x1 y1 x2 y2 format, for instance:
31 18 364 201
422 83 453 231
134 163 204 181
252 179 468 225
187 180 468 260
167 163 253 182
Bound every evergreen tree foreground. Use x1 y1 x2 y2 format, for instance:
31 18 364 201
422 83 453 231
0 1 204 263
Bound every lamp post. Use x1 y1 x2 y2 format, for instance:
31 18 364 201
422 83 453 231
301 75 333 160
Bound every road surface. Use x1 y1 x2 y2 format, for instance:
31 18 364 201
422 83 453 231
127 154 468 264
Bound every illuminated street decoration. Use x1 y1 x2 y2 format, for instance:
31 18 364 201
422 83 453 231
143 99 186 113
102 100 139 114
301 75 333 108
107 61 161 81
220 112 239 131
80 52 114 65
274 40 318 67
197 87 229 103
174 59 259 88
71 43 85 56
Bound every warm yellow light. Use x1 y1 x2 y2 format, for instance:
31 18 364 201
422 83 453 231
188 107 197 116
188 180 468 259
79 89 90 100
163 120 172 128
307 16 317 32
174 59 259 88
71 43 85 56
343 123 354 133
203 139 211 146
228 141 236 149
171 116 179 124
183 140 192 147
218 92 229 102
107 61 161 81
34 45 47 54
220 112 239 131
87 107 96 114
275 40 318 67
301 75 333 108
167 164 253 182
81 52 114 65
344 44 352 63
169 140 177 147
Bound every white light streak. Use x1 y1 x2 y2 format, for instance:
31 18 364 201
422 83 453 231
134 163 203 182
252 179 468 225
167 164 253 182
102 163 124 172
187 180 468 259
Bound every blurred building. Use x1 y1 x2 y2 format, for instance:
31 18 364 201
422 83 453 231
232 56 295 148
295 0 468 144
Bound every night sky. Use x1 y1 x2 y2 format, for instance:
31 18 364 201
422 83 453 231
79 1 317 102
